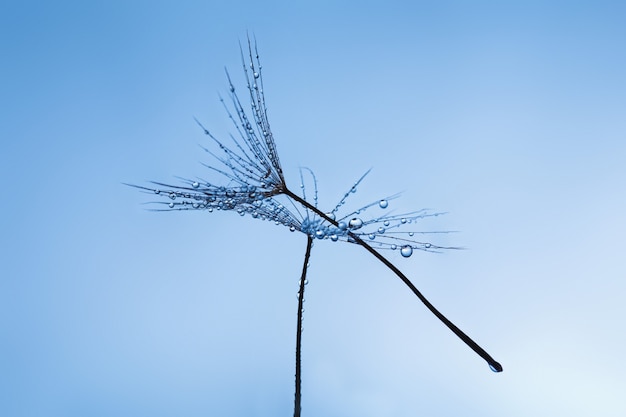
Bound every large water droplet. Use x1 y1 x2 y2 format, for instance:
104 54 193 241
379 199 388 209
408 232 414 237
401 218 407 224
368 233 376 240
348 218 363 229
400 245 413 258
338 221 348 230
383 220 390 227
330 234 338 242
378 227 385 234
489 363 503 373
192 182 199 188
315 230 325 239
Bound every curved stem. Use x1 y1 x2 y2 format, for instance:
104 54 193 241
294 235 313 417
284 188 502 373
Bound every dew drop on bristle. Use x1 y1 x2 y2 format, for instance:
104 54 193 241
378 227 385 234
400 245 413 258
154 189 160 194
384 220 390 227
379 199 388 209
348 218 363 229
391 244 397 250
253 72 259 79
368 234 376 240
330 234 338 242
338 222 348 230
289 226 296 232
401 218 407 224
192 182 199 188
168 202 175 208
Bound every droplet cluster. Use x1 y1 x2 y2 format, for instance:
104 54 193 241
130 41 455 259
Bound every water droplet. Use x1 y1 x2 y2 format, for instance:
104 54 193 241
383 220 390 227
330 234 338 242
409 232 414 237
169 193 176 200
168 202 175 208
489 363 503 372
192 182 199 188
400 245 413 258
229 85 235 93
304 279 309 285
315 230 325 239
326 212 336 221
378 227 385 234
391 244 397 250
348 218 363 229
425 243 431 248
192 203 200 209
368 233 376 240
253 72 259 79
154 189 160 194
379 199 388 209
289 226 296 232
207 207 213 213
338 222 348 230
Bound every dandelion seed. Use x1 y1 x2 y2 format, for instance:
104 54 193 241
128 36 503 417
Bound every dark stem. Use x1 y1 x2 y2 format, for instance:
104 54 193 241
294 235 313 417
284 188 503 373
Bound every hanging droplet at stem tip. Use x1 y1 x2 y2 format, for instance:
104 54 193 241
489 361 503 373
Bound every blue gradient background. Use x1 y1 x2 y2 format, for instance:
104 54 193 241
2 1 625 416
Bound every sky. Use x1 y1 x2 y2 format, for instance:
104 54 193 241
1 1 625 416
